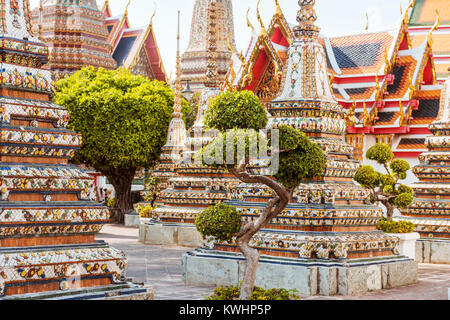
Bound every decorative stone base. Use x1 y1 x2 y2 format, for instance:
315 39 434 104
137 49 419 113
415 239 450 264
139 222 203 247
395 233 420 260
182 250 418 296
124 213 140 228
1 283 154 300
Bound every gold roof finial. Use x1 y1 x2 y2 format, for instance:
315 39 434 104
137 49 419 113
365 12 369 31
149 4 156 27
125 0 131 16
427 10 440 47
403 0 415 24
246 8 255 35
174 10 182 114
257 0 267 37
274 0 283 16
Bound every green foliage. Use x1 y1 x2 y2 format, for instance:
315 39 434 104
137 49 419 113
355 143 414 221
54 67 173 174
377 218 415 234
390 159 410 175
366 143 394 164
275 126 326 189
195 203 242 242
205 90 268 132
354 165 381 189
207 285 300 301
135 204 155 218
106 198 115 208
196 128 268 170
393 192 414 208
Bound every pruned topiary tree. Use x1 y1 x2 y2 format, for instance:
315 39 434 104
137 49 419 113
195 90 326 300
54 67 174 223
354 143 414 220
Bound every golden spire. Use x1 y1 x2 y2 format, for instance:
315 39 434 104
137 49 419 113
365 12 369 31
125 0 131 16
274 0 283 16
149 7 156 27
257 0 267 37
246 8 255 35
403 0 415 24
427 10 440 47
174 10 182 114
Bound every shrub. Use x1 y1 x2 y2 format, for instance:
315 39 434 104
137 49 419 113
207 285 300 301
136 205 155 218
195 203 242 242
106 198 115 208
377 218 415 234
205 90 268 131
366 143 394 164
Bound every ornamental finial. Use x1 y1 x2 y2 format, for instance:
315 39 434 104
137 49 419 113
294 0 320 39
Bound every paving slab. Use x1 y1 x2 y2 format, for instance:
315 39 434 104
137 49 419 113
97 224 450 300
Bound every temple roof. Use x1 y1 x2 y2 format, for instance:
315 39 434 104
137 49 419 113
409 0 450 26
100 1 166 81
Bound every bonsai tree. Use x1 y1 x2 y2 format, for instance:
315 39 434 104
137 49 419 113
195 90 326 300
143 176 162 207
354 143 414 220
54 67 174 223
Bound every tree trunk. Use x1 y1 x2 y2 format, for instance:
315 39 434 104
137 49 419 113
230 165 292 300
107 167 137 224
384 201 395 221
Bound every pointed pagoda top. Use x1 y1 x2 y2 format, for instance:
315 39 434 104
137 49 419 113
162 10 187 152
271 0 338 106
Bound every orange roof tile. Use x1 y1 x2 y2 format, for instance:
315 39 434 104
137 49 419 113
410 0 450 25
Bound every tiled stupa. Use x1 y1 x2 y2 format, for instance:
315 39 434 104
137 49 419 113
182 0 418 296
181 0 236 91
140 1 237 247
0 0 150 299
31 0 117 80
147 12 187 194
399 76 450 264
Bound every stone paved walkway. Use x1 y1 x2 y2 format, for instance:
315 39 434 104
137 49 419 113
97 224 450 300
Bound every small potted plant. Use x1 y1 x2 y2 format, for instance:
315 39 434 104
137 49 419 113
354 143 419 260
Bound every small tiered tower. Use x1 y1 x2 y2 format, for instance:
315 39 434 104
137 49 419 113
149 11 187 192
183 0 418 296
0 0 150 299
399 75 450 264
140 1 237 247
181 0 236 91
31 0 117 80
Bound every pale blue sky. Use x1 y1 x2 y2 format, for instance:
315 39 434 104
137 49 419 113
30 0 412 78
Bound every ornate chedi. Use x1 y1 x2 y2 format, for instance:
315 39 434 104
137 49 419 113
183 0 418 296
31 0 166 82
227 0 444 182
0 0 151 299
31 0 117 80
140 1 237 247
148 12 187 193
399 76 450 264
181 0 236 91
